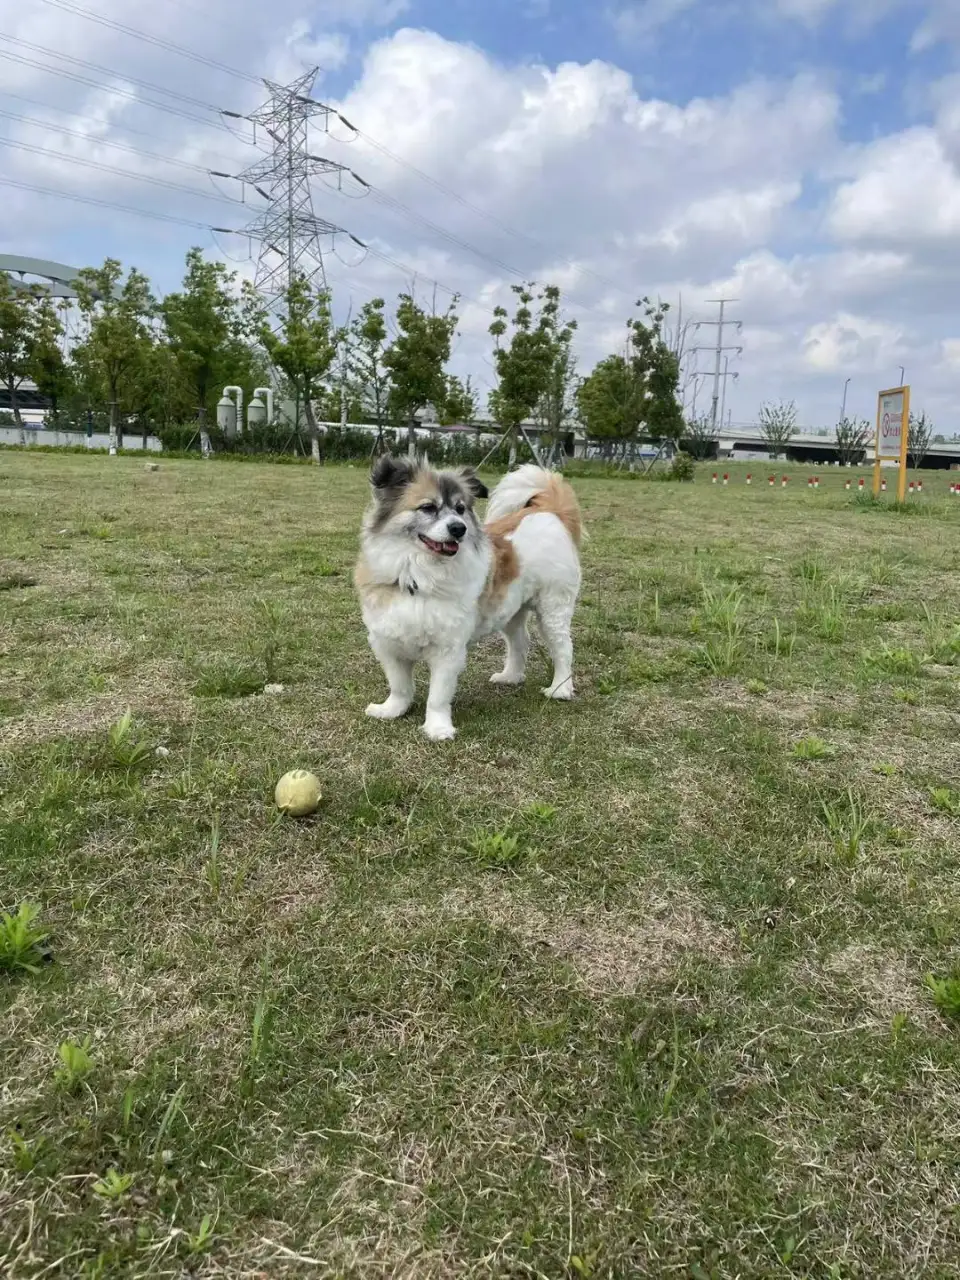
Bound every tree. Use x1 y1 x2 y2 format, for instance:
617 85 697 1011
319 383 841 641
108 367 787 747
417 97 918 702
383 292 459 457
32 302 72 423
440 374 478 426
629 298 684 447
758 399 797 460
131 341 194 439
576 353 644 456
684 414 715 460
490 283 572 466
576 298 683 463
348 297 392 450
835 415 870 467
251 275 339 463
74 259 156 452
0 275 64 443
162 248 256 426
908 410 933 470
535 331 579 466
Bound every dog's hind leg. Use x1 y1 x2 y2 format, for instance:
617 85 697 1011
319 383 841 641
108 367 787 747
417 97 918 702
365 640 415 721
535 590 577 700
489 607 530 686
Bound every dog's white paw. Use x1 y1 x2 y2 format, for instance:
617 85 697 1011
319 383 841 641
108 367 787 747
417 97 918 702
423 718 456 741
489 671 524 685
542 682 574 701
365 699 410 720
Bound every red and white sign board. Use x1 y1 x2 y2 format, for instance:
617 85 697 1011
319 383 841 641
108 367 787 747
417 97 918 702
873 384 911 501
878 389 906 459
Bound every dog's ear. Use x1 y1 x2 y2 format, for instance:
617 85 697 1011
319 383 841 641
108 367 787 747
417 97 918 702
458 466 489 501
371 453 415 495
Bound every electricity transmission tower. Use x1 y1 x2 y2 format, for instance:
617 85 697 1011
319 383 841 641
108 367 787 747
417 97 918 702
690 299 743 432
219 68 352 308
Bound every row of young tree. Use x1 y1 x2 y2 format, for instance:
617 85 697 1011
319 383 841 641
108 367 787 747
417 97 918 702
0 248 687 461
748 399 938 468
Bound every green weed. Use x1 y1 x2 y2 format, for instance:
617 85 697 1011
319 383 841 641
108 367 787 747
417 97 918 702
0 902 50 975
820 788 870 864
924 972 960 1020
54 1036 94 1092
791 737 837 762
929 787 960 817
466 828 525 870
107 708 153 769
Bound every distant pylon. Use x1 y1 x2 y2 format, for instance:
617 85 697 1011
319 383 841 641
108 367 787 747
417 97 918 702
228 68 353 308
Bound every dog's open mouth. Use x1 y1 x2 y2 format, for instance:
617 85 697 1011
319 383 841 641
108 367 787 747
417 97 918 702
419 534 460 556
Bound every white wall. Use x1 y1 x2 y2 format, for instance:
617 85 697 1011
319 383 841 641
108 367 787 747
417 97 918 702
0 426 162 452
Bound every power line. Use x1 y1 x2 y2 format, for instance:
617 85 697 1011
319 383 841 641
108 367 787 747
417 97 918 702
0 87 248 168
335 120 639 306
0 45 223 133
34 0 263 86
0 174 215 228
0 105 234 180
0 134 254 207
0 32 222 114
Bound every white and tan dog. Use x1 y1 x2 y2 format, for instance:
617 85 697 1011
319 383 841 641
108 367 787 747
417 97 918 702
354 454 582 741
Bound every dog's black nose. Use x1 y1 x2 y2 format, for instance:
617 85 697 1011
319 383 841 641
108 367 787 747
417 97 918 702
448 520 467 540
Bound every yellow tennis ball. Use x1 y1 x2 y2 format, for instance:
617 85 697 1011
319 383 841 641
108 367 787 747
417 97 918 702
274 769 322 817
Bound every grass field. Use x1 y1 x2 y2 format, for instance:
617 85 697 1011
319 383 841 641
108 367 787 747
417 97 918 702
2 452 960 1279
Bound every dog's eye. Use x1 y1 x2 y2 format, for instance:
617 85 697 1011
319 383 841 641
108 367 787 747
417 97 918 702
419 502 438 515
455 503 466 515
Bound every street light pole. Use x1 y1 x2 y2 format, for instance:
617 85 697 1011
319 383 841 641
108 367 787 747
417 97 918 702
841 377 851 422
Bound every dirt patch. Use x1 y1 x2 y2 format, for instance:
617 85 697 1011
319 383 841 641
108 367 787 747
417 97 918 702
825 943 929 1022
0 673 193 751
433 882 737 995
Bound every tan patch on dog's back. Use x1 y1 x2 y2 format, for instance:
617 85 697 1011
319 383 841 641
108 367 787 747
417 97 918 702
480 535 520 609
485 472 582 547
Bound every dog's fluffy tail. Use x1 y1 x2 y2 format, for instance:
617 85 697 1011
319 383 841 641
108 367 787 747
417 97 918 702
484 464 582 547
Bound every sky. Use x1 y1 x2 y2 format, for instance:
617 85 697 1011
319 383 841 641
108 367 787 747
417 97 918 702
1 0 959 431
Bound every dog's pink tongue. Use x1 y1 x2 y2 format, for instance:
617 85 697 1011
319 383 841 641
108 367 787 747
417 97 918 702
443 542 458 554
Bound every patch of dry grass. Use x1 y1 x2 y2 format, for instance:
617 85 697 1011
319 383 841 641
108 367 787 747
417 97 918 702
2 453 960 1277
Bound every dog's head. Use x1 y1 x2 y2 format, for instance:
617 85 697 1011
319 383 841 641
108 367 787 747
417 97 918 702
367 454 488 558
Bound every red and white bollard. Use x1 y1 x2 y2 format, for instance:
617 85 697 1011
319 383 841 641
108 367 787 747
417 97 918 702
814 476 820 489
712 472 718 484
768 475 775 487
908 481 915 496
917 480 923 494
746 473 752 485
845 479 851 490
781 475 788 488
881 478 887 492
723 473 729 486
858 478 865 491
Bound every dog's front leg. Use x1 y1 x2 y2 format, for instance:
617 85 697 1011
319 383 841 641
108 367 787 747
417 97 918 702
423 648 466 741
366 638 415 721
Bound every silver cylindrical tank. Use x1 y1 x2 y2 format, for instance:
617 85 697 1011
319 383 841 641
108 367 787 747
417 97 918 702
247 394 267 430
217 393 236 439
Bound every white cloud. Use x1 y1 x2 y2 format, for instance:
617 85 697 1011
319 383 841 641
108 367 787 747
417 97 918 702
0 5 957 430
802 312 905 373
829 129 960 243
607 0 697 44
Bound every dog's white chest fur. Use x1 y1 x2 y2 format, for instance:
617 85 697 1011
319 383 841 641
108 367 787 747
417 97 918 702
359 535 493 659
